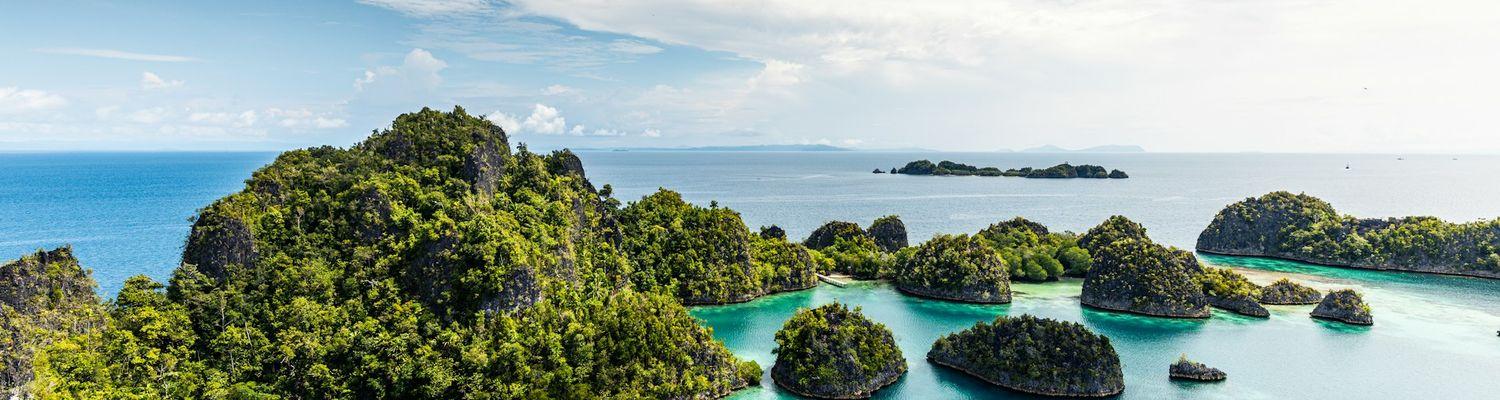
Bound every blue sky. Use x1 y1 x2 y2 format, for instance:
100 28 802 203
4 0 1500 152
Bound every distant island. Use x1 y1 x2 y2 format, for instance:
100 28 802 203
886 160 1128 179
1018 144 1146 153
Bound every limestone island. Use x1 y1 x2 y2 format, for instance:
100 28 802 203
1169 354 1227 381
894 234 1012 303
975 217 1094 282
803 217 908 279
1198 267 1269 317
1077 216 1211 318
772 303 907 399
928 314 1125 397
1258 278 1323 305
1197 191 1500 279
1310 289 1374 325
891 160 1128 179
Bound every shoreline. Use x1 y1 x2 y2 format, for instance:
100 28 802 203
928 356 1123 398
1195 248 1500 280
894 285 1012 304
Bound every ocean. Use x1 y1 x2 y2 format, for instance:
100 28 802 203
2 150 1497 399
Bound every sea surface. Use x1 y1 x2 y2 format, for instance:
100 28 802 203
2 150 1498 399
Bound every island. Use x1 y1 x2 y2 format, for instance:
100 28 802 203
893 234 1013 303
1310 289 1374 325
772 303 906 399
928 314 1125 397
975 217 1093 282
12 107 769 399
890 160 1128 179
804 217 909 279
1258 278 1323 305
1197 191 1500 279
1077 216 1211 318
1169 354 1227 381
1198 267 1269 317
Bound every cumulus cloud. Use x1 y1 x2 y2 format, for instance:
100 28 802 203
0 87 68 114
485 111 521 134
266 108 348 129
641 128 661 137
141 72 184 89
521 103 566 134
541 84 576 96
189 110 258 128
355 48 448 91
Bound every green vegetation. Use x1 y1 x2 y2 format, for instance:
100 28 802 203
803 217 909 279
892 160 1126 179
1169 354 1226 381
1197 267 1268 317
1 247 105 393
928 314 1124 397
1198 191 1500 278
1258 278 1322 305
867 215 909 252
18 107 764 399
803 221 866 250
1311 289 1374 325
1079 216 1210 318
771 303 906 399
893 234 1012 303
975 217 1091 281
816 236 894 280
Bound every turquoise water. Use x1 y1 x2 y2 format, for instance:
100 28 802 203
2 151 1498 398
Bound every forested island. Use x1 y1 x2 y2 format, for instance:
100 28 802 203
893 234 1013 303
771 303 906 399
801 217 909 279
1197 191 1500 279
889 160 1128 179
1078 216 1212 318
928 315 1124 397
1310 289 1374 325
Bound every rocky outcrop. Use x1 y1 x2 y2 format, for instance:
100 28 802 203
760 225 787 240
1197 191 1500 279
867 216 908 252
181 208 257 282
803 221 867 250
928 314 1124 397
1310 289 1373 325
1079 216 1210 318
894 234 1012 303
1198 267 1268 317
1 247 104 391
1169 356 1227 381
1108 169 1129 179
1208 294 1268 318
1257 278 1322 305
772 303 906 399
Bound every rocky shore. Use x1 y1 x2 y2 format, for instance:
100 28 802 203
928 315 1125 397
1169 355 1227 381
1078 216 1211 318
1257 278 1322 305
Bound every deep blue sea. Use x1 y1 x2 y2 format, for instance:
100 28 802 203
3 150 1498 399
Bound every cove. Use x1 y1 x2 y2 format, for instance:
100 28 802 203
691 256 1500 399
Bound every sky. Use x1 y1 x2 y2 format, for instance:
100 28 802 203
2 0 1499 153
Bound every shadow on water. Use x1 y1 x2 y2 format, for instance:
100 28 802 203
1080 307 1210 343
1311 318 1373 334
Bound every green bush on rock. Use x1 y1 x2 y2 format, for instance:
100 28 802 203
1079 216 1210 318
894 234 1012 303
771 303 906 399
928 314 1124 397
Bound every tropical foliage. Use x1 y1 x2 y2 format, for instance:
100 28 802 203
771 303 905 398
928 314 1123 396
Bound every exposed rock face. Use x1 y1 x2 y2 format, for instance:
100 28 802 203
772 304 906 399
1 247 104 391
803 221 867 250
181 209 257 282
1108 169 1129 179
1208 294 1268 318
1311 289 1373 325
1258 279 1322 305
1197 191 1500 279
760 225 787 240
1079 216 1210 318
872 168 885 174
894 234 1011 303
867 216 908 252
928 314 1124 397
1170 356 1227 381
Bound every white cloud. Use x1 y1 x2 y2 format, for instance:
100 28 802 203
541 84 576 96
521 103 566 134
127 107 171 124
485 111 521 133
141 72 184 89
591 128 627 136
608 39 663 55
266 108 348 129
357 0 494 17
35 47 199 62
0 87 68 114
569 124 586 136
641 128 661 137
354 48 448 91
